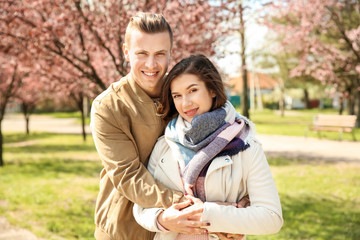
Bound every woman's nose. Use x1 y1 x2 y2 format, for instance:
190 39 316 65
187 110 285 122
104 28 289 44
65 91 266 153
182 95 192 107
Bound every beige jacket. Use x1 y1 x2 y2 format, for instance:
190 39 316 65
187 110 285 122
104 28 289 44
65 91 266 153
91 75 184 240
133 136 283 240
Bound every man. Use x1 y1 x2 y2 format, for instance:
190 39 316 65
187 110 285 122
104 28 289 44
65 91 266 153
91 12 204 240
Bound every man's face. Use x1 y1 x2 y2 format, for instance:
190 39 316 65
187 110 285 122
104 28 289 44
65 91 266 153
123 30 171 97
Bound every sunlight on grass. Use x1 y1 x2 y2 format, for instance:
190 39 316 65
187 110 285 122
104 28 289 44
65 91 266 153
249 109 359 141
1 133 102 239
1 132 360 239
248 158 360 240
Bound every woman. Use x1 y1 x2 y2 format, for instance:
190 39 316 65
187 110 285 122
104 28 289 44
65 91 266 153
133 54 283 239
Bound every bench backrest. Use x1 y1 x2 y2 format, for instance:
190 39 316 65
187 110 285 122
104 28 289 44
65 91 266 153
314 114 357 128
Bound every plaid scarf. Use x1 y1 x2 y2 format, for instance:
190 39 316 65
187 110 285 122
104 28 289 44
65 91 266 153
165 101 254 195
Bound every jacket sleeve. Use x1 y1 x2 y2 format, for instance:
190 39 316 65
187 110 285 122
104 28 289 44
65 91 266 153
201 140 283 235
132 140 168 232
91 99 183 209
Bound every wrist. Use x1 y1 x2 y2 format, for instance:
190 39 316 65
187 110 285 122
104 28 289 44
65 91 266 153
157 210 169 232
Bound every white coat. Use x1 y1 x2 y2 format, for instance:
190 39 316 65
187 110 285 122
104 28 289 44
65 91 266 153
133 136 283 240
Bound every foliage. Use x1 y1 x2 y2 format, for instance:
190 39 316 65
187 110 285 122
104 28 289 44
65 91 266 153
263 0 360 120
0 0 237 163
0 0 233 91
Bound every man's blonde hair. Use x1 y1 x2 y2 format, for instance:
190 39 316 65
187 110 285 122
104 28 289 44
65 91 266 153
125 12 173 48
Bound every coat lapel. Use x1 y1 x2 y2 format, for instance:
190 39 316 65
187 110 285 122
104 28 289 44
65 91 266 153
157 151 185 192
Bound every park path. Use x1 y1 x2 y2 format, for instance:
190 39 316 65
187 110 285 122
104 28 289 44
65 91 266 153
3 113 360 162
0 217 38 240
1 113 360 239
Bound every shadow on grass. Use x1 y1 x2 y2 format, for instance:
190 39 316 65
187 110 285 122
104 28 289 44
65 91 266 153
267 157 322 166
5 144 95 153
266 156 357 166
5 158 102 178
277 193 360 240
3 132 56 144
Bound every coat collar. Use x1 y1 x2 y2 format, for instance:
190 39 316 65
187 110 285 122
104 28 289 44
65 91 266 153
124 74 156 103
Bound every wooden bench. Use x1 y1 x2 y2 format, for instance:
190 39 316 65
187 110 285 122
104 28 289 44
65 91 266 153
306 114 357 141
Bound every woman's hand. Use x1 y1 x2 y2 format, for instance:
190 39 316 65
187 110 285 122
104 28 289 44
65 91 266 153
157 199 209 235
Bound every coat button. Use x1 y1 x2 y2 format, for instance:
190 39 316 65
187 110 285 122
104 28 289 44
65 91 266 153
225 158 230 162
161 158 164 163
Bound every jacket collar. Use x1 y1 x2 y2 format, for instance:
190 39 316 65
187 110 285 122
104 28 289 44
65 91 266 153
126 74 157 103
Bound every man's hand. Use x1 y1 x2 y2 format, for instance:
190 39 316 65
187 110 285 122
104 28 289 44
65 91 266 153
215 232 244 240
158 199 209 235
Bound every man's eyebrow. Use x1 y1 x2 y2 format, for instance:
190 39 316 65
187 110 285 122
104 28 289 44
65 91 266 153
156 49 168 53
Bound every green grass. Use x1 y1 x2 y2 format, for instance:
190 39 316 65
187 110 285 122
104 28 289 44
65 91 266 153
1 133 102 240
248 157 360 240
35 112 82 118
249 109 359 141
34 112 91 125
1 110 360 239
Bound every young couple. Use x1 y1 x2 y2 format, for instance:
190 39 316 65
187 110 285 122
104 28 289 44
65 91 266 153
91 12 283 240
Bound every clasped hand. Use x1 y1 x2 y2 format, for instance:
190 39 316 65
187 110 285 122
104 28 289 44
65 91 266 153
157 197 207 235
157 195 249 240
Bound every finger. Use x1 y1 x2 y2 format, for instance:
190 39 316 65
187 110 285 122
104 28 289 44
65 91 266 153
172 199 192 210
181 226 208 235
183 220 210 228
227 233 244 240
184 195 203 205
187 213 202 221
215 232 230 240
237 198 250 208
180 205 204 216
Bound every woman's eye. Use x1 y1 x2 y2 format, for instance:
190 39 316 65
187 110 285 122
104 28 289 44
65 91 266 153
189 89 197 93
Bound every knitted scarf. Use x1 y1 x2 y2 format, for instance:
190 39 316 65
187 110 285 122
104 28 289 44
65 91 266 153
165 101 254 195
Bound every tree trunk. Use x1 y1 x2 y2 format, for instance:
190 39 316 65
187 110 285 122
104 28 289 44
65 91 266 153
71 93 87 141
303 88 310 109
22 102 30 135
339 95 344 115
25 116 30 135
239 2 249 118
356 89 360 128
0 120 3 167
80 104 86 142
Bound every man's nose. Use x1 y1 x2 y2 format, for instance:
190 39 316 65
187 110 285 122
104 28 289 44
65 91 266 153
145 56 156 68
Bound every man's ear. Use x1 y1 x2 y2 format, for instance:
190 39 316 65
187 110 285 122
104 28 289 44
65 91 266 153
122 43 130 61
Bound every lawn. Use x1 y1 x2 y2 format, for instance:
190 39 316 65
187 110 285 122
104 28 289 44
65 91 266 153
1 133 102 240
1 119 359 239
250 109 360 141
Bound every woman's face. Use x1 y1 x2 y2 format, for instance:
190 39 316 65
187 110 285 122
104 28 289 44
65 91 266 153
170 73 216 123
